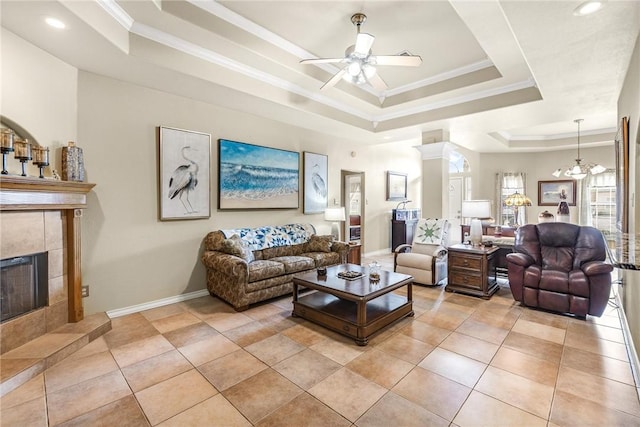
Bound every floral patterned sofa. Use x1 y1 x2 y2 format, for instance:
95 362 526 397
201 223 349 311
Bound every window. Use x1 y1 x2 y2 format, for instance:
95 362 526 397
496 172 527 226
449 151 470 174
588 169 616 242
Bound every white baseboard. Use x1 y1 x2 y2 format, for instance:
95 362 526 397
106 289 210 318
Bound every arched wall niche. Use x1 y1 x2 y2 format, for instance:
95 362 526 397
1 115 40 146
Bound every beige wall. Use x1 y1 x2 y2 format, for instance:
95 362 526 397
1 29 77 176
74 72 421 314
618 32 640 356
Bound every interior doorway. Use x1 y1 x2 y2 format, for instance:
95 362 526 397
341 170 365 248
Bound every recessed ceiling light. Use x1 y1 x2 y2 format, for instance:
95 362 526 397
45 17 66 29
573 1 605 16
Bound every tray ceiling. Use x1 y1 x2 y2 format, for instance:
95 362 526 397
1 0 638 152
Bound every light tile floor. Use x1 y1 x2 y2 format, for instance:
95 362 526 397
2 255 640 426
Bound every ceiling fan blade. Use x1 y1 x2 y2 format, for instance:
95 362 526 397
320 68 347 91
374 55 422 66
367 72 388 91
354 33 375 56
300 57 346 65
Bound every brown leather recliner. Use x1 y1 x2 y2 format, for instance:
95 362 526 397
506 223 613 318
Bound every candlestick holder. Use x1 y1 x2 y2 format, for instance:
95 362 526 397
32 146 50 178
1 128 15 175
13 139 32 177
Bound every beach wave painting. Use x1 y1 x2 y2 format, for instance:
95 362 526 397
218 139 299 209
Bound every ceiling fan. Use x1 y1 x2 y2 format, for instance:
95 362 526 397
300 13 422 91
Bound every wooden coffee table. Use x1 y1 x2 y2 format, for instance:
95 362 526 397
292 263 413 346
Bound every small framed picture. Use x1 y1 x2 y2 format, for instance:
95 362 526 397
386 171 408 201
158 126 211 220
303 152 328 214
538 180 576 206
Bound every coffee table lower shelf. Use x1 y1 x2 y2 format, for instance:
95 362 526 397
292 292 413 346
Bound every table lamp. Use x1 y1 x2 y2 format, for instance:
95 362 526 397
324 207 346 241
461 200 492 246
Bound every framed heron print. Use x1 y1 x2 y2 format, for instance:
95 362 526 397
218 139 300 210
159 126 211 220
303 151 328 214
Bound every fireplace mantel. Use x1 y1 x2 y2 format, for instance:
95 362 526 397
0 176 95 322
0 176 95 210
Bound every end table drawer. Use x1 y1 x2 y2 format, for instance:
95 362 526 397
450 256 481 270
450 271 482 288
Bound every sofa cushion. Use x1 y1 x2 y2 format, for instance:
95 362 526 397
262 245 297 259
248 260 285 282
307 234 333 253
269 256 315 273
302 251 341 267
220 235 254 262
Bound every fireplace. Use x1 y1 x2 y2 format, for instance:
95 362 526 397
1 252 48 323
1 176 94 354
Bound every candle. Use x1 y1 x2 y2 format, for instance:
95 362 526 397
41 146 49 165
0 129 14 150
14 139 31 160
33 146 50 165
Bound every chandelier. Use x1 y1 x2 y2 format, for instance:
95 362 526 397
504 191 532 207
552 119 606 180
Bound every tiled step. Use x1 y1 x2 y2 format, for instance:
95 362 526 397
0 312 111 397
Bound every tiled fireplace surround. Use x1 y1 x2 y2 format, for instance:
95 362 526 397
0 209 68 354
0 177 97 355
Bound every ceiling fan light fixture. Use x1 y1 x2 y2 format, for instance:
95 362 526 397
347 61 362 77
300 12 421 91
362 63 376 79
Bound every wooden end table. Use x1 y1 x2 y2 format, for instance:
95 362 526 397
292 264 413 345
446 243 499 299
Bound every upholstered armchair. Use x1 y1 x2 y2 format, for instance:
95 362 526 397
394 218 450 286
506 223 613 318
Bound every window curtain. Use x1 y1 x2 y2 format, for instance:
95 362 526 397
495 172 527 226
578 174 593 226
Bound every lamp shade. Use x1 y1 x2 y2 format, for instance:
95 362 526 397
504 192 532 207
461 200 492 219
324 207 346 222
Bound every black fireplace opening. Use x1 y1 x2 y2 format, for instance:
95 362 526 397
1 252 48 323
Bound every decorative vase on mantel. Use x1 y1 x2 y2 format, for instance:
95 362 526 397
61 141 85 182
